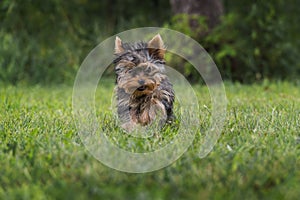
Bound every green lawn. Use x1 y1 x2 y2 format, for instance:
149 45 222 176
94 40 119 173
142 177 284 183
0 81 299 200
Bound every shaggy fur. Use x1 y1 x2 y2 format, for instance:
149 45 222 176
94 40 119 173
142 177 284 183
113 34 175 131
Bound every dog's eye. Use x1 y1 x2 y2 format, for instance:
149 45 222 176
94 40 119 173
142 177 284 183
127 56 134 61
156 60 165 65
127 55 139 64
127 56 138 62
115 66 122 73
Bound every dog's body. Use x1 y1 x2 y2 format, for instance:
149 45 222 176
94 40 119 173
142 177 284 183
113 34 174 131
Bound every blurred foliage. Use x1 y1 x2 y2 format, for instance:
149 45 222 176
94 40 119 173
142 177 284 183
164 14 208 82
0 0 299 84
208 0 300 82
166 0 300 82
0 0 171 84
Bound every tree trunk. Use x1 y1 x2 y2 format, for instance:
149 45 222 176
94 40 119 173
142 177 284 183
170 0 223 30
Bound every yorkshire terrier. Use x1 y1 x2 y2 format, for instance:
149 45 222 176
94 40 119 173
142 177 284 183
113 34 174 131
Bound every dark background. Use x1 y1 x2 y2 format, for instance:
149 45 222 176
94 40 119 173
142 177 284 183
1 0 299 84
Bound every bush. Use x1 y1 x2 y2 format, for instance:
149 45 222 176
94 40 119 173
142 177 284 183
0 0 171 84
165 1 300 82
205 1 300 82
1 0 299 84
164 14 208 83
0 1 83 84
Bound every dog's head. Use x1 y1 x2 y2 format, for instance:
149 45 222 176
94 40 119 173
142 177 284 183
114 34 167 97
114 34 166 83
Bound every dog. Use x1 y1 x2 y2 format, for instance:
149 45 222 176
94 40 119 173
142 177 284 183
113 34 175 131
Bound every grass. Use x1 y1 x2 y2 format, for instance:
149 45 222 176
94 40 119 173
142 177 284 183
0 80 300 199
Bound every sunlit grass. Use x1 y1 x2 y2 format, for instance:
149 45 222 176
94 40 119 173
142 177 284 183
0 81 299 199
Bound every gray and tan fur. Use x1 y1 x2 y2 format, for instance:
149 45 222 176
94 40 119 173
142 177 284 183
114 34 175 131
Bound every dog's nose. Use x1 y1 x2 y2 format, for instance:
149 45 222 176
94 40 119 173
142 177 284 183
138 79 145 85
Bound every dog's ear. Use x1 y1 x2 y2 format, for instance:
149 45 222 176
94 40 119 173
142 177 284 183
115 36 124 54
148 34 166 60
